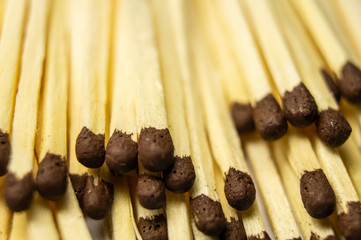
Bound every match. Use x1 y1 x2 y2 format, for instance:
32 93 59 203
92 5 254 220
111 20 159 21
239 202 270 240
0 177 11 239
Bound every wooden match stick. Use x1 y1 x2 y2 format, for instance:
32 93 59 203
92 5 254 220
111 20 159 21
0 177 11 239
123 0 175 173
215 0 288 140
0 0 28 176
244 133 301 240
272 140 337 240
242 0 318 128
290 0 361 104
270 0 352 148
3 0 50 212
0 0 7 35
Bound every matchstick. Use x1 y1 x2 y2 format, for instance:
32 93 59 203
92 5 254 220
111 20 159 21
242 0 318 128
0 177 11 239
272 140 337 240
0 0 28 176
0 0 7 36
244 133 301 240
239 202 270 240
270 0 351 148
215 0 288 140
122 0 175 173
3 0 50 212
290 0 361 104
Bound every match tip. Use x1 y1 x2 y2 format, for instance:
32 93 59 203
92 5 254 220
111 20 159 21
137 214 168 240
136 174 165 209
105 130 138 175
36 153 67 201
340 62 361 103
69 173 88 208
248 231 271 240
0 130 10 176
4 172 34 211
310 232 337 240
253 94 288 141
316 108 351 147
220 217 246 240
231 102 255 133
300 169 335 218
338 201 361 240
224 168 256 210
82 175 114 220
75 127 105 168
138 127 175 172
191 194 226 236
320 69 341 102
282 83 318 128
163 156 195 193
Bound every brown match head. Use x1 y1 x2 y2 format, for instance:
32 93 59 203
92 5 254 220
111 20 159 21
136 174 165 209
82 175 114 220
75 127 105 168
0 130 10 176
282 83 318 128
253 94 288 141
320 69 341 102
224 168 256 210
338 201 361 240
316 108 351 147
191 194 226 236
4 172 34 211
339 62 361 103
220 217 247 240
69 173 88 208
138 127 175 172
300 169 336 218
163 156 195 193
310 232 337 240
105 130 138 175
137 214 168 240
248 231 272 240
231 102 255 133
36 153 67 201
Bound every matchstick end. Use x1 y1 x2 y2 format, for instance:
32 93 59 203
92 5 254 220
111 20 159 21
219 217 246 240
300 169 335 218
137 214 168 240
340 62 361 104
163 156 195 193
248 231 271 240
231 102 255 133
136 174 165 209
0 130 10 176
36 153 67 201
320 69 341 102
4 172 34 211
338 201 361 240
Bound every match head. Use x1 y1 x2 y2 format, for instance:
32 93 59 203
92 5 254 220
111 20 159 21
248 231 271 240
320 69 341 102
253 94 288 141
36 153 67 201
138 127 174 172
224 168 256 210
75 127 105 168
300 169 336 218
282 83 318 128
231 102 255 133
191 194 226 236
219 217 246 240
4 172 34 211
137 214 168 240
0 130 10 176
82 175 114 220
105 130 138 175
163 156 195 193
136 174 165 209
316 108 352 147
69 173 88 208
339 62 361 103
338 201 361 240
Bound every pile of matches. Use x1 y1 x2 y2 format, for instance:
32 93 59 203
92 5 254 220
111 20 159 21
2 0 361 239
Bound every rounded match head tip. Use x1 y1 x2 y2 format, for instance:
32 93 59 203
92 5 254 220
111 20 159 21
300 169 335 218
36 153 67 201
136 174 165 209
82 175 114 220
248 231 272 240
340 62 361 104
253 94 288 141
105 130 138 175
138 127 174 172
76 127 105 168
224 168 256 210
338 201 361 240
0 130 10 176
163 156 195 193
316 108 351 147
191 194 226 236
137 214 168 240
231 102 255 133
4 172 34 211
282 83 318 128
320 69 341 102
220 217 247 240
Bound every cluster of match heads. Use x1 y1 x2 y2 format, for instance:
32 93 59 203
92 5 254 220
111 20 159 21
1 0 361 239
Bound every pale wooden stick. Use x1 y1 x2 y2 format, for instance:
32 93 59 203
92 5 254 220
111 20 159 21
238 203 269 240
0 0 8 37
